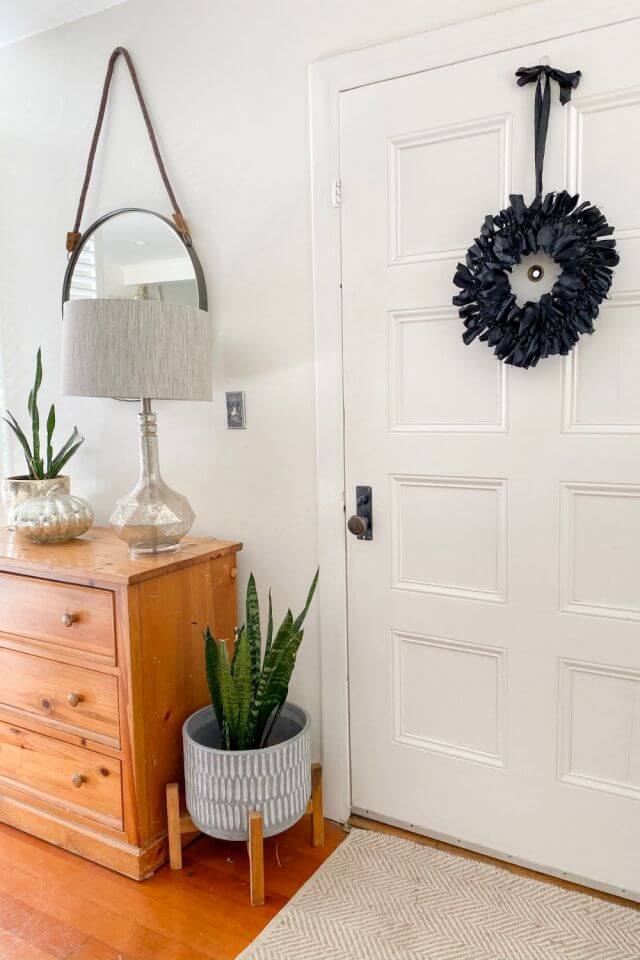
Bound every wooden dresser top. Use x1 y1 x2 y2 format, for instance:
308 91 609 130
0 526 242 587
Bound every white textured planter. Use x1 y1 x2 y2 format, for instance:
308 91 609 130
183 702 311 841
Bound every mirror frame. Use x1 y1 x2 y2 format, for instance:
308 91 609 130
62 207 208 311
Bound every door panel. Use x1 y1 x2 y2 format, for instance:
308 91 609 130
341 19 640 894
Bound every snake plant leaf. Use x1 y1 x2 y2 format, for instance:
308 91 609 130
269 608 294 659
49 425 80 469
291 567 319 636
217 639 239 749
28 348 42 472
264 590 274 662
4 350 83 480
231 627 243 679
202 570 318 751
46 404 55 475
33 347 42 394
259 630 305 747
246 608 293 746
260 608 293 685
254 611 295 732
27 389 39 471
49 427 84 477
245 573 261 696
260 705 281 748
230 626 241 673
27 393 43 478
49 439 83 478
204 628 224 738
2 413 37 478
257 630 305 745
232 626 253 749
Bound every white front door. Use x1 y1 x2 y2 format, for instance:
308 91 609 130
341 18 640 896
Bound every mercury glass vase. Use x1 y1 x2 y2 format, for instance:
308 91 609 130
2 475 70 529
109 400 194 558
13 491 93 543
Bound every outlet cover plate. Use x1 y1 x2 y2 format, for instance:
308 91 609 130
226 391 246 429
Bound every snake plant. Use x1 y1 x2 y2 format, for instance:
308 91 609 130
204 568 318 750
2 347 84 479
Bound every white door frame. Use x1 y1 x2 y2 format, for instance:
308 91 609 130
310 0 640 824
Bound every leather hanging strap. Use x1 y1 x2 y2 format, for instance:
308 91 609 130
67 46 189 253
515 64 581 199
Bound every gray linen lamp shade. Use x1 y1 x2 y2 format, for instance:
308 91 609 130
61 298 212 400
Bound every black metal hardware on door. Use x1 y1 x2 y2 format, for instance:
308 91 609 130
347 486 373 540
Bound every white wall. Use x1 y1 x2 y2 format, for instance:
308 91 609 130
0 1 127 47
0 0 534 759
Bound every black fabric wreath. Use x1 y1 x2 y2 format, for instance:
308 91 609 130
453 66 619 369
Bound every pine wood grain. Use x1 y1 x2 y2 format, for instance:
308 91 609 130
0 527 242 878
136 554 237 845
0 721 122 827
0 527 242 587
114 581 144 849
248 811 265 906
0 572 115 662
310 762 324 847
0 816 346 959
166 783 182 870
0 647 119 746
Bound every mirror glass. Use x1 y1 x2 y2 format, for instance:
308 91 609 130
66 210 199 307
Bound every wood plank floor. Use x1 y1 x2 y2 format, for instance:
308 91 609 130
1 812 636 960
0 818 345 960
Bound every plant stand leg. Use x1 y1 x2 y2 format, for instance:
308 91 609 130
166 782 183 870
248 811 265 906
310 763 324 848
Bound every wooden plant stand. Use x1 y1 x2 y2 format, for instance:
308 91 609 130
166 763 324 906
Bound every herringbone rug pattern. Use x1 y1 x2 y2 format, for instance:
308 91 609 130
239 828 640 959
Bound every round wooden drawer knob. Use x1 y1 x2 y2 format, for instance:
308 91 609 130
230 568 237 579
71 773 86 788
67 693 81 708
61 612 78 628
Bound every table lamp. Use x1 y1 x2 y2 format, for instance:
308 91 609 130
61 209 211 557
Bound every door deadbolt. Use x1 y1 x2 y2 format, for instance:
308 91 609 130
347 486 372 540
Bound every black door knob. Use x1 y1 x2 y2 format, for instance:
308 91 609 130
347 515 368 537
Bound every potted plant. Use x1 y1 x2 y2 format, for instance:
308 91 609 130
183 569 318 840
2 348 84 522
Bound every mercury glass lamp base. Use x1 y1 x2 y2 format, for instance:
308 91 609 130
110 400 195 558
128 541 182 558
109 488 195 557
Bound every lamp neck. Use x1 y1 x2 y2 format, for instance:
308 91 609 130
138 398 161 483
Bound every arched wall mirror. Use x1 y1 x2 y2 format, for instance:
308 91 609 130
62 208 208 311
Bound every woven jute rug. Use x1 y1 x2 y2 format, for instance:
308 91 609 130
238 827 640 959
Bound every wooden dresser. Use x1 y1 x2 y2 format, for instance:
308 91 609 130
0 526 241 879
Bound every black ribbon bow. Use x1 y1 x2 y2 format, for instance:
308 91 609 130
515 65 582 198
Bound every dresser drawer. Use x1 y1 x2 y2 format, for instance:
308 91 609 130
0 647 119 746
0 573 115 662
0 721 122 827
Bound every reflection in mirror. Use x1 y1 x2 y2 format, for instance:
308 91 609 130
67 210 199 307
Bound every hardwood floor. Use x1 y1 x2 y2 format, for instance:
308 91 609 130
1 810 635 960
0 817 345 960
